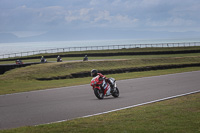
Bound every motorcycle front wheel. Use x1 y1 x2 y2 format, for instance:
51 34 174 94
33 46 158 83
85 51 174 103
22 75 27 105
94 88 104 99
112 87 119 98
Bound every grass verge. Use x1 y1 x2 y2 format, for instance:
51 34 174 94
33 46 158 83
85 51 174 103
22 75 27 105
1 92 199 133
1 53 200 95
0 52 200 65
0 66 200 95
1 46 200 64
0 47 199 132
1 56 200 80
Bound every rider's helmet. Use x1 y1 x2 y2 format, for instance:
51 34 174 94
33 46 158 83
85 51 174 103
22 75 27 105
91 69 98 77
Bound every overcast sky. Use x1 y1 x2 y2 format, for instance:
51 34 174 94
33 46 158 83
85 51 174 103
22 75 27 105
0 0 200 40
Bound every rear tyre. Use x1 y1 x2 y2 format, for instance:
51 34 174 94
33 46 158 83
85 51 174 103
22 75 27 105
112 87 119 98
94 88 104 99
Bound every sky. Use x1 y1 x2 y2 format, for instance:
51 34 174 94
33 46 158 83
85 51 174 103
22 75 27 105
0 0 200 42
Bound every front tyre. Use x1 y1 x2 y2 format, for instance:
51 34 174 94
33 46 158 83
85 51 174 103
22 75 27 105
94 88 104 99
112 87 119 98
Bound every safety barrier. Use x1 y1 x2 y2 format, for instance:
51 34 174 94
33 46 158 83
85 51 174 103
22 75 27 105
0 42 199 59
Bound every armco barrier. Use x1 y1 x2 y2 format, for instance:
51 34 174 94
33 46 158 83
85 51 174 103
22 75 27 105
0 62 40 74
0 42 199 59
1 49 200 62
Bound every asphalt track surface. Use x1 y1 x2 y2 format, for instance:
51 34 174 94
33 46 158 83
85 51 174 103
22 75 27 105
0 71 200 130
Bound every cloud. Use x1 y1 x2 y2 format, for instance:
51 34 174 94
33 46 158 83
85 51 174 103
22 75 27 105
65 8 93 22
91 10 138 28
36 6 66 23
93 10 111 23
0 0 200 39
11 31 47 38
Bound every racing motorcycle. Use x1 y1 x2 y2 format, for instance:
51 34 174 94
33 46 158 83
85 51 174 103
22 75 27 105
57 58 62 62
41 58 47 63
90 75 119 99
83 56 88 61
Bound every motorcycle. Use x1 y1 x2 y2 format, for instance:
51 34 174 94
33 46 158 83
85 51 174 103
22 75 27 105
83 57 88 61
90 75 119 99
57 58 62 62
41 58 47 63
16 60 23 64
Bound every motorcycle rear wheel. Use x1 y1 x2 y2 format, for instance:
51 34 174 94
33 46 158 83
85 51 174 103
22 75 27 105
112 87 119 98
94 88 104 99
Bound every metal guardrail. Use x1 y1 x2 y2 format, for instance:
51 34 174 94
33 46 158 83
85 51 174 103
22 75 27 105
0 42 200 59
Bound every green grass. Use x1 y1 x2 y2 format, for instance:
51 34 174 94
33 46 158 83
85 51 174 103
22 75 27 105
0 46 200 95
0 53 200 95
0 66 200 95
1 92 199 133
1 52 200 65
1 46 200 64
1 56 200 80
0 47 200 132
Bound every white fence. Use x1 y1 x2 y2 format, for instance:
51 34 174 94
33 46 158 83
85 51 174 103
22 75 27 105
0 42 200 59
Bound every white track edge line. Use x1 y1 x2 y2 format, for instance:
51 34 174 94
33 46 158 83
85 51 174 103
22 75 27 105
42 90 200 126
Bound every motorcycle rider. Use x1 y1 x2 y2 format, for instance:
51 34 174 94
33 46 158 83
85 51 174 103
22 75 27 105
16 59 23 64
41 56 45 62
57 55 62 62
91 69 114 93
83 55 88 61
